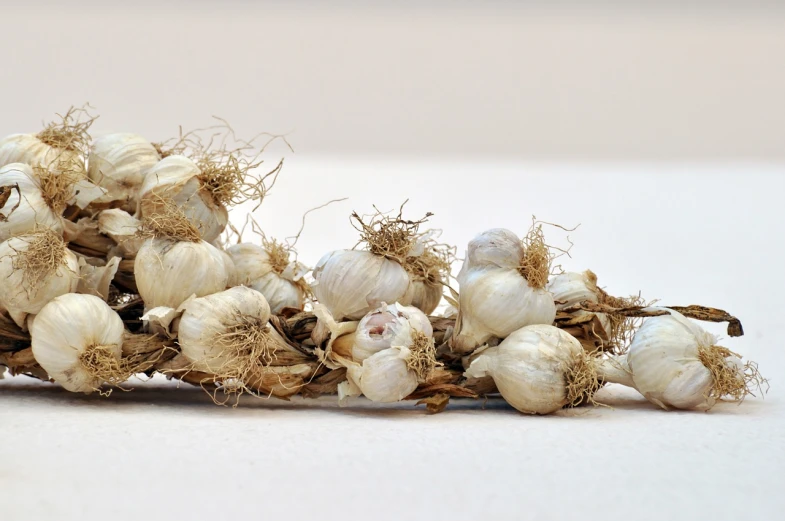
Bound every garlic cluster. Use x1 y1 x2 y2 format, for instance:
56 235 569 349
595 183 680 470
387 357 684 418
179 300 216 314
603 308 762 410
464 324 601 414
88 133 160 206
0 230 80 328
313 250 409 320
138 156 228 243
338 302 438 403
30 293 125 393
227 242 309 314
452 228 556 353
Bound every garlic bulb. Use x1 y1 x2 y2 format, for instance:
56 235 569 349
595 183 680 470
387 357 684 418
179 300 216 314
178 286 271 374
465 324 601 415
313 249 409 320
227 243 309 313
452 228 556 353
610 308 764 410
353 302 433 362
0 133 84 176
0 163 63 240
547 270 612 338
0 230 80 328
30 293 125 393
342 317 438 403
88 133 160 205
138 155 228 242
134 238 231 311
98 208 144 257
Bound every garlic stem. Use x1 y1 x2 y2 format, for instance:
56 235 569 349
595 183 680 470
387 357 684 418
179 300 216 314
596 355 635 388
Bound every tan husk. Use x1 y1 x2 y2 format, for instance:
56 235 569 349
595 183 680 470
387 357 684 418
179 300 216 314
698 345 767 403
405 330 441 381
8 227 68 290
35 166 86 214
596 282 647 354
137 194 201 243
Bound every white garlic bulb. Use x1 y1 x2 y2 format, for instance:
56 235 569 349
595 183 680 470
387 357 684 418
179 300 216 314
0 163 63 241
452 228 556 353
547 270 611 337
178 286 271 374
30 293 125 393
227 243 309 313
464 324 599 415
0 230 80 328
353 302 433 362
138 155 228 243
88 133 160 205
0 133 84 176
134 238 231 311
619 308 760 410
312 249 409 320
98 208 144 257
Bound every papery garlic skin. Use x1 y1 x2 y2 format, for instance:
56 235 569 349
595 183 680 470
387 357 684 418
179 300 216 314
227 243 307 313
134 238 231 311
464 324 584 415
88 133 160 205
626 309 729 410
452 229 556 353
547 271 611 337
98 208 144 256
30 293 124 393
454 266 556 352
0 134 84 176
0 163 63 241
353 303 433 362
178 286 271 373
138 156 228 242
0 235 80 327
346 346 419 403
313 250 409 320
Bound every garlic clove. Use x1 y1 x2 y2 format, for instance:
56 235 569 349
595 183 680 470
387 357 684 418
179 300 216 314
353 302 433 362
346 346 419 403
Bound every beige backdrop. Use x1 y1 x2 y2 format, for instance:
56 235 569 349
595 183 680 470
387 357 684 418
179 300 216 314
2 1 784 160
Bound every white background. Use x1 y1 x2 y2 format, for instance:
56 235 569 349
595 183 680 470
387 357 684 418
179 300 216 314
1 2 784 520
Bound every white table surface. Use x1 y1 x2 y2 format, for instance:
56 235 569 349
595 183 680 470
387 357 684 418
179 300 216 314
2 160 783 521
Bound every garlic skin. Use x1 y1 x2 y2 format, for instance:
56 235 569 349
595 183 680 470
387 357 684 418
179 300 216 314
30 293 124 393
178 286 271 373
452 229 556 353
0 163 63 240
547 271 611 337
0 234 80 328
134 238 231 311
624 308 739 410
98 208 144 257
0 134 84 176
312 249 410 320
138 156 228 242
88 133 160 205
227 243 307 313
464 324 585 415
353 302 433 362
346 346 419 403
